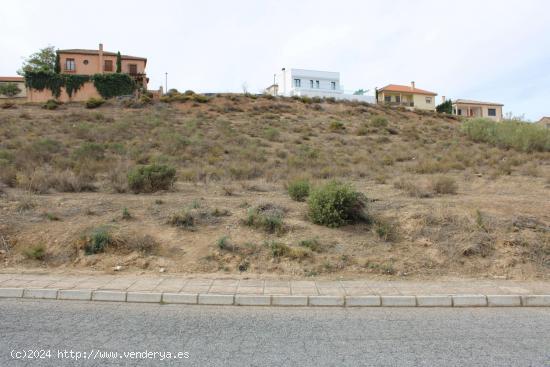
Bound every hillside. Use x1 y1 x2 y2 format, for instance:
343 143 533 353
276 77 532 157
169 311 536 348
0 95 549 279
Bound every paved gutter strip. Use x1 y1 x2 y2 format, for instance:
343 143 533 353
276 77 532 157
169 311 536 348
1 287 550 307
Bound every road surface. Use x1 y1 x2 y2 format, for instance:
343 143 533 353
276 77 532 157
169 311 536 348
1 299 549 366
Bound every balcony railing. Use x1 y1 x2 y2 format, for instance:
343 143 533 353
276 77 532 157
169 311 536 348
384 101 414 107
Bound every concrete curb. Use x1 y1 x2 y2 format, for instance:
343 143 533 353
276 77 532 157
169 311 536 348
2 288 550 307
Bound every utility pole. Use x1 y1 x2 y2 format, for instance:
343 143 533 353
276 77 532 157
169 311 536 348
165 72 168 95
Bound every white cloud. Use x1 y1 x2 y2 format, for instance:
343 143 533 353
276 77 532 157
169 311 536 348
1 0 549 120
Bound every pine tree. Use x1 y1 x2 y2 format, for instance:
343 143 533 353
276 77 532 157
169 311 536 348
116 51 122 73
54 53 61 74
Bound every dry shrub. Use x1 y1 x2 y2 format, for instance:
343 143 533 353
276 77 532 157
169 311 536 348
393 178 432 198
18 168 95 194
108 160 131 193
115 233 160 255
430 176 458 195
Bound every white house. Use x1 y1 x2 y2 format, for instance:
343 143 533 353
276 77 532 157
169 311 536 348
265 68 375 103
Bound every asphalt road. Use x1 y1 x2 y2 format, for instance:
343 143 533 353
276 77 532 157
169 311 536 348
1 299 549 367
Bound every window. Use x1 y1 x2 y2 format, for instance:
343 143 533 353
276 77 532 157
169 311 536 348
65 58 75 71
488 108 496 117
83 60 89 65
395 96 401 103
315 80 320 89
384 96 391 102
104 60 113 72
128 64 138 74
294 79 301 87
457 109 462 116
310 80 314 88
331 81 336 90
425 97 432 104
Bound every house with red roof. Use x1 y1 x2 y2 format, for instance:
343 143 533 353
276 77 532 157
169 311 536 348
376 82 437 111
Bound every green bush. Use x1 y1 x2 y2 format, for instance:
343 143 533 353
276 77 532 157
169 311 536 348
461 118 550 152
287 179 311 201
298 238 322 252
85 97 105 109
307 181 368 227
73 142 105 161
244 203 285 234
370 116 388 127
329 121 345 131
127 164 176 193
42 99 60 110
23 245 46 260
85 227 111 255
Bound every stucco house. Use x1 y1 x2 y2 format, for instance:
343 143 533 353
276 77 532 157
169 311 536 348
266 68 374 103
376 82 437 111
0 76 26 99
538 117 550 129
451 99 503 121
26 43 149 103
58 44 148 89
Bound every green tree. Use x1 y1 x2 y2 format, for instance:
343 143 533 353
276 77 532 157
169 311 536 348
54 53 61 74
353 89 366 95
116 51 122 73
18 46 57 75
375 87 379 102
436 99 453 114
0 83 21 97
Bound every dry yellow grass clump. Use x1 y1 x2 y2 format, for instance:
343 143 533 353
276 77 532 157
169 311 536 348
0 94 548 279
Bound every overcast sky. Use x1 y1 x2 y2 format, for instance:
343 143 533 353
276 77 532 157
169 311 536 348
1 0 549 120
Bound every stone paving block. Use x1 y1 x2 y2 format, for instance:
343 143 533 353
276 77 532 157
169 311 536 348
162 293 198 304
309 296 345 306
345 296 381 307
236 287 264 294
452 295 487 307
58 289 92 301
290 288 318 295
127 292 162 303
416 295 452 307
235 295 271 306
264 287 290 295
381 296 416 307
208 286 237 294
23 288 58 299
92 290 127 302
522 295 550 307
487 295 521 307
271 295 308 306
0 288 24 298
198 294 234 305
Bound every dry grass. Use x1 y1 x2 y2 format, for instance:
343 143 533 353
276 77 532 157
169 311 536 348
0 96 549 279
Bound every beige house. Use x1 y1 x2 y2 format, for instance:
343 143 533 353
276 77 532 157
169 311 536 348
538 117 550 129
0 76 26 99
451 99 503 121
377 82 437 111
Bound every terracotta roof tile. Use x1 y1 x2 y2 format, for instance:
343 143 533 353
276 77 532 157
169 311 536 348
57 49 146 62
454 99 503 106
378 84 437 96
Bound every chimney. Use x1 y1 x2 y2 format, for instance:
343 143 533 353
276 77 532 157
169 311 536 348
99 43 103 51
411 81 415 90
442 96 446 103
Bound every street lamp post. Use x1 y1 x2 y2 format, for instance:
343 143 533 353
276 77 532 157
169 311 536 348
165 72 168 95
